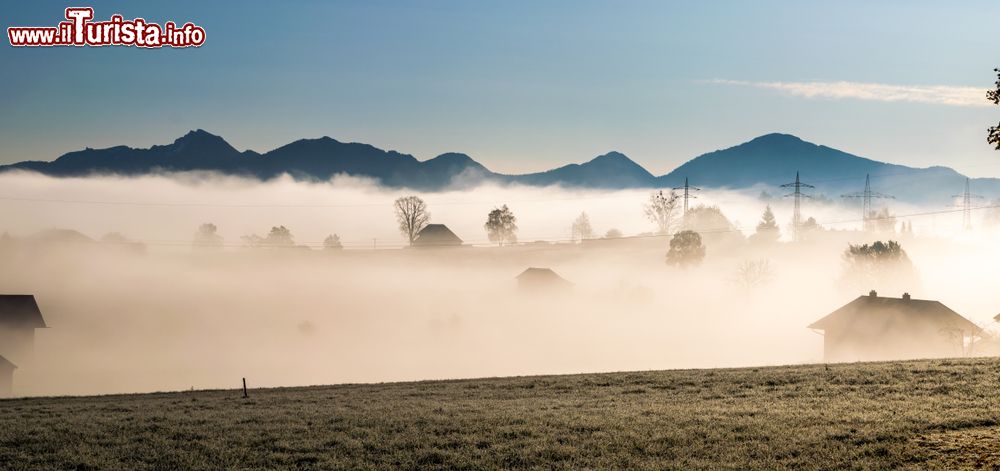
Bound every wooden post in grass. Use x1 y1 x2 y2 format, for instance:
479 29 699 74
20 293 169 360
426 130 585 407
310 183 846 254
243 377 248 398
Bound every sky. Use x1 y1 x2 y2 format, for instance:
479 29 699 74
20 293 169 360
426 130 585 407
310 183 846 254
2 0 999 176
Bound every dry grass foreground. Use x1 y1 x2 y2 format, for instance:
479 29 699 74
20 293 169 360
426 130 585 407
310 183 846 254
2 359 1000 470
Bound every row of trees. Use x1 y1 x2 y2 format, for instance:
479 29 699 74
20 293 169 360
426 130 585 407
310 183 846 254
193 223 343 250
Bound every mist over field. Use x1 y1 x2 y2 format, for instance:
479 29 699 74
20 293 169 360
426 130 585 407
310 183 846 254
1 171 998 396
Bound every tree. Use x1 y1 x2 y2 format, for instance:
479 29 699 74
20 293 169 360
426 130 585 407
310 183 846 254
644 190 680 234
666 230 705 267
394 196 430 245
733 259 775 288
265 226 294 246
241 225 295 248
571 212 594 241
840 240 919 292
324 234 343 250
193 223 223 249
989 68 1000 150
604 228 623 239
752 205 780 244
869 208 897 233
484 205 518 246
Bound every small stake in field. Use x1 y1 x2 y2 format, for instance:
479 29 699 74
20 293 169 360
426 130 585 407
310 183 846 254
243 377 248 398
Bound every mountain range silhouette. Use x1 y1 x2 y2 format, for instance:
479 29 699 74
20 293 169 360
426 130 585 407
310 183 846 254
3 130 996 203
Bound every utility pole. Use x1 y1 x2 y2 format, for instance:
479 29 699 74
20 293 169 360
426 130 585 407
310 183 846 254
952 178 982 231
672 177 701 216
780 171 814 240
840 174 893 232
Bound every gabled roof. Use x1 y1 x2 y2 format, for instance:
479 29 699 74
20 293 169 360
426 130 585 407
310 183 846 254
0 295 46 329
0 354 15 370
517 267 568 281
413 224 463 246
809 294 978 333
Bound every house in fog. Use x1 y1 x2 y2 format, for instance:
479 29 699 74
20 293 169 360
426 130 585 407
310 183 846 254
516 267 572 292
808 291 979 362
0 295 47 365
412 224 463 248
0 355 14 398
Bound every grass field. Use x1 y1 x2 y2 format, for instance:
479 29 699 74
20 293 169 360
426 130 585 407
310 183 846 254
2 358 1000 470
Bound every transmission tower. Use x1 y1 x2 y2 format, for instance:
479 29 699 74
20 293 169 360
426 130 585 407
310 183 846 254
672 177 701 216
840 174 894 232
952 178 983 231
780 171 814 240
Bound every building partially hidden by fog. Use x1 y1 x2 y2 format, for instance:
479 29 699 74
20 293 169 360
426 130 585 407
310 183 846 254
516 267 572 293
0 295 47 366
412 224 463 248
809 291 979 362
0 355 14 398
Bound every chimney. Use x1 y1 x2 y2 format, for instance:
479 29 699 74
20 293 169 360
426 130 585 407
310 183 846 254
902 292 911 301
868 290 877 297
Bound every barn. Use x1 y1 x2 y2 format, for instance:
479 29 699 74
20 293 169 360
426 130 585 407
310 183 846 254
808 291 979 362
0 295 47 366
412 224 463 248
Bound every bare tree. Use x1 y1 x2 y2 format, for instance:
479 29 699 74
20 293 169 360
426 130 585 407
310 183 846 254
394 196 430 245
571 212 594 241
732 259 775 288
484 205 518 246
644 190 680 234
990 68 1000 150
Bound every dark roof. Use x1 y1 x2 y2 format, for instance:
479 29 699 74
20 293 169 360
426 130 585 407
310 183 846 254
0 354 15 370
413 224 463 247
809 293 979 333
517 267 567 280
516 267 572 286
0 295 46 329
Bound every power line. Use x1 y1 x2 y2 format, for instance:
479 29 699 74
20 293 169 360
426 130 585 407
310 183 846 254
672 177 701 216
840 174 894 232
952 177 984 231
780 171 814 240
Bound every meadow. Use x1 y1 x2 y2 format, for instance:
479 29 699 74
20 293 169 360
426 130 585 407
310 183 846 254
2 358 999 469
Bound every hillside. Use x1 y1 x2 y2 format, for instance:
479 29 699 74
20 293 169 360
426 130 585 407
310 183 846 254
3 130 999 202
2 358 999 469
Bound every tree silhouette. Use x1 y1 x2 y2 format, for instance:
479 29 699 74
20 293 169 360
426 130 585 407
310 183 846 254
571 212 594 241
990 68 1000 150
752 205 780 244
484 205 518 246
193 223 223 249
394 196 430 245
666 230 705 267
324 234 343 250
644 190 680 234
840 240 919 292
604 228 623 239
241 225 295 248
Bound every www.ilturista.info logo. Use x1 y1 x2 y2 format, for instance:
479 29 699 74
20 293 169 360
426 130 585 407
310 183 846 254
8 7 205 48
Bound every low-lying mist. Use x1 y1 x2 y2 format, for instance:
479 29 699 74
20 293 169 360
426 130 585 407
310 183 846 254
0 171 998 397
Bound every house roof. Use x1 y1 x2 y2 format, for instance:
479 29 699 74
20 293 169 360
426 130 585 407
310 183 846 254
809 293 979 333
0 354 15 370
517 267 566 280
0 295 46 329
516 267 571 286
413 224 463 246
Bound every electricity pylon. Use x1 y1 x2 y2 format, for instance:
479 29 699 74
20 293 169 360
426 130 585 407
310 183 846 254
841 174 894 232
952 178 982 231
672 177 701 216
781 171 814 240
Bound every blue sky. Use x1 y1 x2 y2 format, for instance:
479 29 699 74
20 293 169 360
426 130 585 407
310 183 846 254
2 0 999 175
